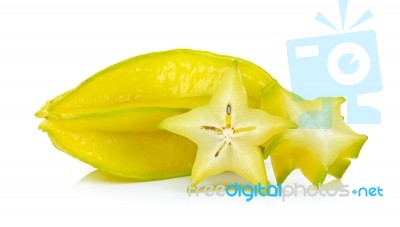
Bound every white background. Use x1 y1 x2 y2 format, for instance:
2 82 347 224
1 0 399 226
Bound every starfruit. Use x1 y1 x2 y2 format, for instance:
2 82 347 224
260 82 368 186
36 49 276 180
36 49 367 184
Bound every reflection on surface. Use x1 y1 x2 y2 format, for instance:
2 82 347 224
320 178 344 189
71 170 191 197
71 169 346 200
76 170 143 184
76 169 344 187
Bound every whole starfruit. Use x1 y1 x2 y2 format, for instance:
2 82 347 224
36 49 276 180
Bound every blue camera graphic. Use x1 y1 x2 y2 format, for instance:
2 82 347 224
286 2 382 125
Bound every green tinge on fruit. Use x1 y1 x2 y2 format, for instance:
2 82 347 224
327 137 366 178
36 49 274 118
270 151 327 186
46 107 189 132
40 121 197 180
259 80 303 122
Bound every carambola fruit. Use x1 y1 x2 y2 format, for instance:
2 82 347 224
36 49 367 185
36 49 276 180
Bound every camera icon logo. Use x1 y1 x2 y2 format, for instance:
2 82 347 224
287 1 382 126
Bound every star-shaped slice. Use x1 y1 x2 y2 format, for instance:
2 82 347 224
159 61 295 187
260 83 368 186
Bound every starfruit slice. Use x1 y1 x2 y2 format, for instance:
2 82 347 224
159 62 295 186
260 83 368 186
